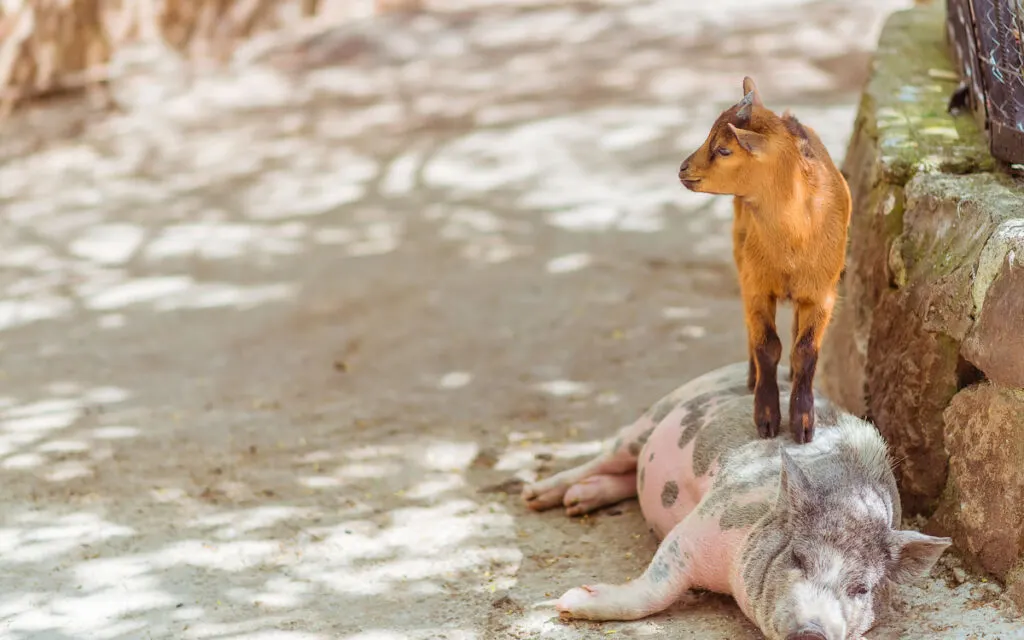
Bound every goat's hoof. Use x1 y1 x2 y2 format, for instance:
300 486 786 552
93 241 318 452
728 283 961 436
790 410 815 444
754 402 781 439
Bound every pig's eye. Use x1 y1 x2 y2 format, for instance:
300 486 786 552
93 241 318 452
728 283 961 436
849 583 870 598
715 147 732 157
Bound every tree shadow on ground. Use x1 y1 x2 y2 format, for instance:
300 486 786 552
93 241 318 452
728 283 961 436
3 1 1012 638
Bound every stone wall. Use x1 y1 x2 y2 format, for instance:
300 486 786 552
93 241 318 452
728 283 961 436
819 3 1024 605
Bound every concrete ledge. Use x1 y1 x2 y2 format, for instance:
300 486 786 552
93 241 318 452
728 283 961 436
819 2 1024 606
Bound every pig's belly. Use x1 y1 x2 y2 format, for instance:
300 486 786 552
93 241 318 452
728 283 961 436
636 407 713 539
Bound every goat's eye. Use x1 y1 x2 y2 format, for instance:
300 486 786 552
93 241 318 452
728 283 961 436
849 583 870 598
716 147 732 157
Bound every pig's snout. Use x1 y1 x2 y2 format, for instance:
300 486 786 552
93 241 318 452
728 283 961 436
785 621 828 640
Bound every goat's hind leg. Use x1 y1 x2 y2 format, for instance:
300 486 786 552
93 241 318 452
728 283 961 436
522 414 654 512
745 292 782 439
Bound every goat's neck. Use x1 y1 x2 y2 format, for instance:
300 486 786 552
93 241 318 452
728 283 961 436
742 155 810 244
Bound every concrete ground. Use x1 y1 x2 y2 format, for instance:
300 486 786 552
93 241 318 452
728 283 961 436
0 0 1021 638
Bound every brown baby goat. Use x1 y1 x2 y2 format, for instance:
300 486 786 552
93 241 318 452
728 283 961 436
678 77 851 444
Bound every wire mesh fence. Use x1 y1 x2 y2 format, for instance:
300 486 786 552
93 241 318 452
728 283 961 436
947 0 1024 164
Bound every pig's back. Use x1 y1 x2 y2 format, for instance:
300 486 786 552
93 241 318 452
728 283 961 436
637 362 774 536
637 362 878 538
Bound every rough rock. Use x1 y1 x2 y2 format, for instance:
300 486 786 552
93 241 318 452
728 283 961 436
865 290 958 514
819 3 993 417
821 1 1024 519
962 227 1024 389
862 173 1024 512
930 385 1024 588
897 173 1022 342
1007 566 1024 610
819 183 901 418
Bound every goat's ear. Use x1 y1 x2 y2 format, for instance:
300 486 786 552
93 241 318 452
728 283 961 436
727 123 767 155
742 76 764 107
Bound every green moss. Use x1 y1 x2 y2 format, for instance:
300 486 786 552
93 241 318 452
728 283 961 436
886 186 906 240
863 5 997 185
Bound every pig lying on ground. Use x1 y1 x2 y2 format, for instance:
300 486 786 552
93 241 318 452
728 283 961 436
522 362 951 640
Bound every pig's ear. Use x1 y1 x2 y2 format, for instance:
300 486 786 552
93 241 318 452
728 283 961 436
778 449 812 511
727 123 767 155
889 530 952 583
741 76 764 107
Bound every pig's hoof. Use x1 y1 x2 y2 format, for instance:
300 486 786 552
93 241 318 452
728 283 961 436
522 481 569 512
563 474 637 516
556 585 602 619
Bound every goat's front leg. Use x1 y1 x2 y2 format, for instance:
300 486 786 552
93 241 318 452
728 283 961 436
744 293 781 439
789 295 835 444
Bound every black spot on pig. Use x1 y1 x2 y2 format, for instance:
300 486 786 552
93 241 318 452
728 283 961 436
677 385 751 452
720 500 772 530
661 481 679 508
648 558 671 583
677 404 707 450
629 426 655 456
698 457 779 518
647 397 677 423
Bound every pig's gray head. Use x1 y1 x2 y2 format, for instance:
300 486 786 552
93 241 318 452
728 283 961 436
753 450 951 640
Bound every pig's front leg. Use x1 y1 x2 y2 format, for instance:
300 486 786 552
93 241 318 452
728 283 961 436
555 518 696 621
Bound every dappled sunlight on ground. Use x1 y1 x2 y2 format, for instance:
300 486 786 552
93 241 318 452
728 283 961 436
0 423 539 638
1 0 1017 638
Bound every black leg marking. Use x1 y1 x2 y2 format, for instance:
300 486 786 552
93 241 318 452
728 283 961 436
753 325 782 439
789 329 818 444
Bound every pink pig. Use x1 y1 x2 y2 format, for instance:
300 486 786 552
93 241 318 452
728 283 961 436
522 362 951 640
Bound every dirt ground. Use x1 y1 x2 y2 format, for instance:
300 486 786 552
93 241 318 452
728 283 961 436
0 0 1021 638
